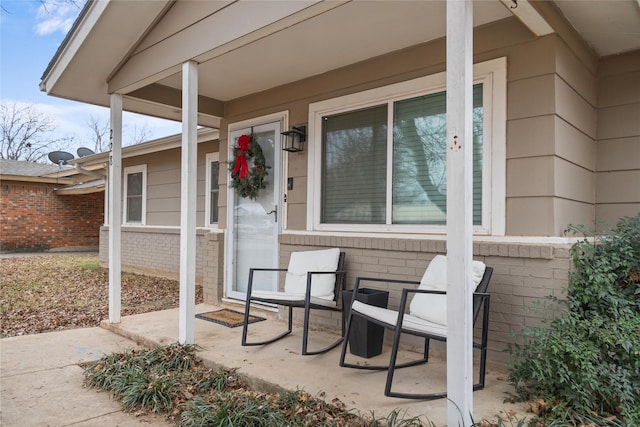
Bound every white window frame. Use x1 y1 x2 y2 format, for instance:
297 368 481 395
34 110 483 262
205 152 220 227
307 57 506 236
123 164 147 225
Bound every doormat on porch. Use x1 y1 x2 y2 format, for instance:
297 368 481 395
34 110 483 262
195 309 265 328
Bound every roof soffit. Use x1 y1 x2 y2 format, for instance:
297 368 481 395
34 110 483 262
109 0 512 102
41 0 639 124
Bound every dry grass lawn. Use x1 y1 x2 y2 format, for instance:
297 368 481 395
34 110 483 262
0 254 203 337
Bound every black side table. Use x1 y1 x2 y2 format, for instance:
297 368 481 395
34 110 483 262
342 288 389 358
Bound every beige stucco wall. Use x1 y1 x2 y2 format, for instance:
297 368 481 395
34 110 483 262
596 50 640 228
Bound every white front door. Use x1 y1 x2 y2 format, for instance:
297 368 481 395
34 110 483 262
227 121 282 300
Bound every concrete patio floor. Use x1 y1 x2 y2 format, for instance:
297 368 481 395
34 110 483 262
101 303 528 426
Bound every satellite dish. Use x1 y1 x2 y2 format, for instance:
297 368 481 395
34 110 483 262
48 151 74 165
77 147 95 157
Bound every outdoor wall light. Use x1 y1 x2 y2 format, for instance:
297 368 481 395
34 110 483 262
281 125 306 153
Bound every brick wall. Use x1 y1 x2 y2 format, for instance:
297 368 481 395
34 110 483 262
278 234 572 366
96 225 572 368
99 226 225 304
1 181 104 252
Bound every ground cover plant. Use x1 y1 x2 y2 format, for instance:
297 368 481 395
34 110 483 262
0 254 203 337
508 214 640 425
82 343 429 427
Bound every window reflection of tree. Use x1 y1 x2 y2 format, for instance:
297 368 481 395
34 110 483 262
393 86 483 225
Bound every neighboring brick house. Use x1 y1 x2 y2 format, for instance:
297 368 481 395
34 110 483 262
0 159 104 252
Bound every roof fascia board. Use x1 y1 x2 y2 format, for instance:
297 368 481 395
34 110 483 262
107 0 348 95
40 0 109 93
499 0 553 36
0 175 74 184
72 128 219 166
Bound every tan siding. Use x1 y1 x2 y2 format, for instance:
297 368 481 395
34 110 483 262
596 50 640 226
496 34 556 81
597 170 640 204
507 116 555 159
507 74 556 120
597 136 640 171
598 69 640 108
554 198 595 235
555 75 597 139
555 40 597 107
506 157 554 197
554 158 595 203
597 103 640 140
506 197 555 236
554 117 596 171
596 204 640 229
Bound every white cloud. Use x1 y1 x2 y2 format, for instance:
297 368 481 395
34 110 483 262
34 1 82 36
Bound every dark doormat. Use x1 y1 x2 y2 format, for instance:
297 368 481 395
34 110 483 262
196 308 265 328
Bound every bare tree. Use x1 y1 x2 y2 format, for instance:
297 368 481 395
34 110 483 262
86 115 109 153
0 101 64 162
129 123 151 145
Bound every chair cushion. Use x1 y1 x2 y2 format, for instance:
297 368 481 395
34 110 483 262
351 300 447 338
250 290 338 308
283 248 341 301
409 255 486 326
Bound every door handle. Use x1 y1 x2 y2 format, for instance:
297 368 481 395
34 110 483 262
267 205 277 222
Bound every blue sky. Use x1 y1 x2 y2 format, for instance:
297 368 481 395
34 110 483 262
0 0 181 157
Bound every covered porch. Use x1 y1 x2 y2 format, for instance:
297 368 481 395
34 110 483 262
100 302 527 426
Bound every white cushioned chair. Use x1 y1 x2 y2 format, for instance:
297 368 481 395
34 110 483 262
241 248 346 355
339 255 493 399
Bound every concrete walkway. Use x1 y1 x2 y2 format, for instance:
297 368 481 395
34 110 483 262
1 304 527 426
1 328 169 426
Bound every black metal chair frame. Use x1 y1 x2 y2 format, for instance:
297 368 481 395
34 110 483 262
339 266 492 400
242 251 347 355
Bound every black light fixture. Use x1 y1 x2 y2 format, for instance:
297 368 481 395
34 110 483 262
281 125 306 152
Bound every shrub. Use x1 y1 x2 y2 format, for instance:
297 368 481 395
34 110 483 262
508 214 640 425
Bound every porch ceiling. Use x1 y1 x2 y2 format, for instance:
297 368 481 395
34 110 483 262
40 0 640 127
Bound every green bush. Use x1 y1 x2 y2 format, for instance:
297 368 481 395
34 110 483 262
508 214 640 425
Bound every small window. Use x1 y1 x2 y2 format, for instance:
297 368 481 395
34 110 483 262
123 165 146 224
205 153 220 226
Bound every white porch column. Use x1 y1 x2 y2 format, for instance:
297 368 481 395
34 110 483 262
446 0 474 425
179 60 198 344
108 93 123 323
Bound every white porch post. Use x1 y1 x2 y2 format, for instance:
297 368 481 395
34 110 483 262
108 93 123 323
446 0 474 425
179 60 198 344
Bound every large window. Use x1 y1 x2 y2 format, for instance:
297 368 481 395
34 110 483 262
123 165 146 224
308 58 506 235
205 153 220 226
